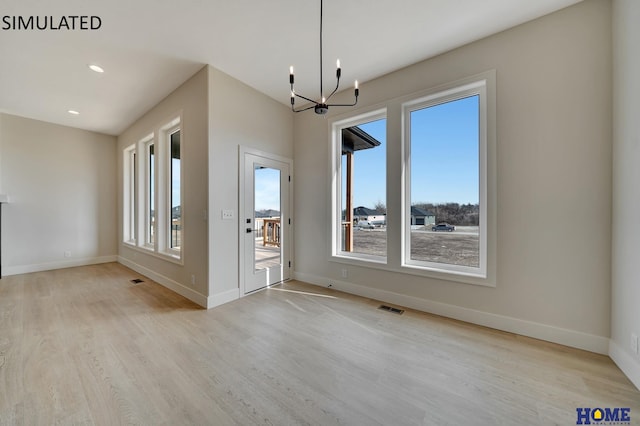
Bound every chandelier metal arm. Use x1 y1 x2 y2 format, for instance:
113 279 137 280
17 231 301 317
326 99 358 108
293 92 317 104
291 104 318 113
324 76 341 103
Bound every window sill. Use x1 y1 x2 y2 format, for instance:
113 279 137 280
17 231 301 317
334 252 387 264
330 255 494 287
122 242 184 266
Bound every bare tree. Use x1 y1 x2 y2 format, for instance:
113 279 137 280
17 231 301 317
412 202 479 226
373 200 387 214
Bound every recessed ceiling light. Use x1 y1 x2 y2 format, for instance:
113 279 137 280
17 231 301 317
68 110 80 115
88 64 104 73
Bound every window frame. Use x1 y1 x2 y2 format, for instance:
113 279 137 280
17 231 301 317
123 144 138 245
121 114 184 264
328 71 496 287
163 121 182 258
402 80 488 279
330 108 388 264
144 137 156 250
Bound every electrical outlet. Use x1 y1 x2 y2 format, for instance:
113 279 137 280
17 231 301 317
64 251 71 258
631 333 638 354
191 275 196 285
341 268 348 278
222 209 234 220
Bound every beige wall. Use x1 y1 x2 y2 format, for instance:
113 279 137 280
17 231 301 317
115 65 293 307
611 0 640 389
207 66 293 304
117 67 209 303
0 113 117 273
293 0 612 353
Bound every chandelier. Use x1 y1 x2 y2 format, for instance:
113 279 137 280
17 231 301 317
289 0 359 114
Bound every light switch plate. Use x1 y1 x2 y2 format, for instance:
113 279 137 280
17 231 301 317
222 209 234 220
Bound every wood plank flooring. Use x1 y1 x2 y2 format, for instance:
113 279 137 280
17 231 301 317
0 263 638 425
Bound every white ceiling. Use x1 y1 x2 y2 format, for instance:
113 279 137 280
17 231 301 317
0 0 583 136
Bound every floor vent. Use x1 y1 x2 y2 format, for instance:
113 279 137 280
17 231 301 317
378 305 404 315
130 278 144 284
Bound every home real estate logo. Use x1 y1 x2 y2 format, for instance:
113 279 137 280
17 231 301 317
576 407 631 425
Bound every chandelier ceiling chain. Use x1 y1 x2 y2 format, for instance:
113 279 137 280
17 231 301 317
289 0 359 115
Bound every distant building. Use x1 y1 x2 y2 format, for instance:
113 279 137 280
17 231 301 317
353 206 386 225
255 209 280 218
411 206 435 226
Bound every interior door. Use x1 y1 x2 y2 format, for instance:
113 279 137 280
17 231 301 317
240 150 291 294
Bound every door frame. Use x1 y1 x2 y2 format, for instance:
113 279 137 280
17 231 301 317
238 146 293 296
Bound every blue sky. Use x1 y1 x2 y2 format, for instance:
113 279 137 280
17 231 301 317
172 159 180 208
254 167 281 211
346 95 479 209
249 95 480 213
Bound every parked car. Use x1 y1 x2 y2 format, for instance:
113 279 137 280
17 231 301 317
432 223 455 232
356 220 375 229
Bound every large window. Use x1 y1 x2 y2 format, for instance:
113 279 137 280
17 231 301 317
332 110 387 262
330 72 494 284
123 116 183 262
403 80 487 277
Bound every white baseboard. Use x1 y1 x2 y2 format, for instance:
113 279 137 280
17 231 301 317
609 340 640 391
117 256 208 308
207 288 240 309
293 271 610 355
3 255 118 276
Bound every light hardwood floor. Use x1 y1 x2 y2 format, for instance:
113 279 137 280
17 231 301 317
0 263 638 425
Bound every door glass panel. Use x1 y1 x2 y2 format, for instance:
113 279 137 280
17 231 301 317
254 166 281 271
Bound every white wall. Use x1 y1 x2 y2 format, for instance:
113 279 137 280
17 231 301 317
294 0 612 353
611 0 640 390
207 66 293 306
0 113 117 274
117 67 209 306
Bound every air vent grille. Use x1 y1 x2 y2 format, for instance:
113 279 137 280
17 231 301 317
378 305 404 315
